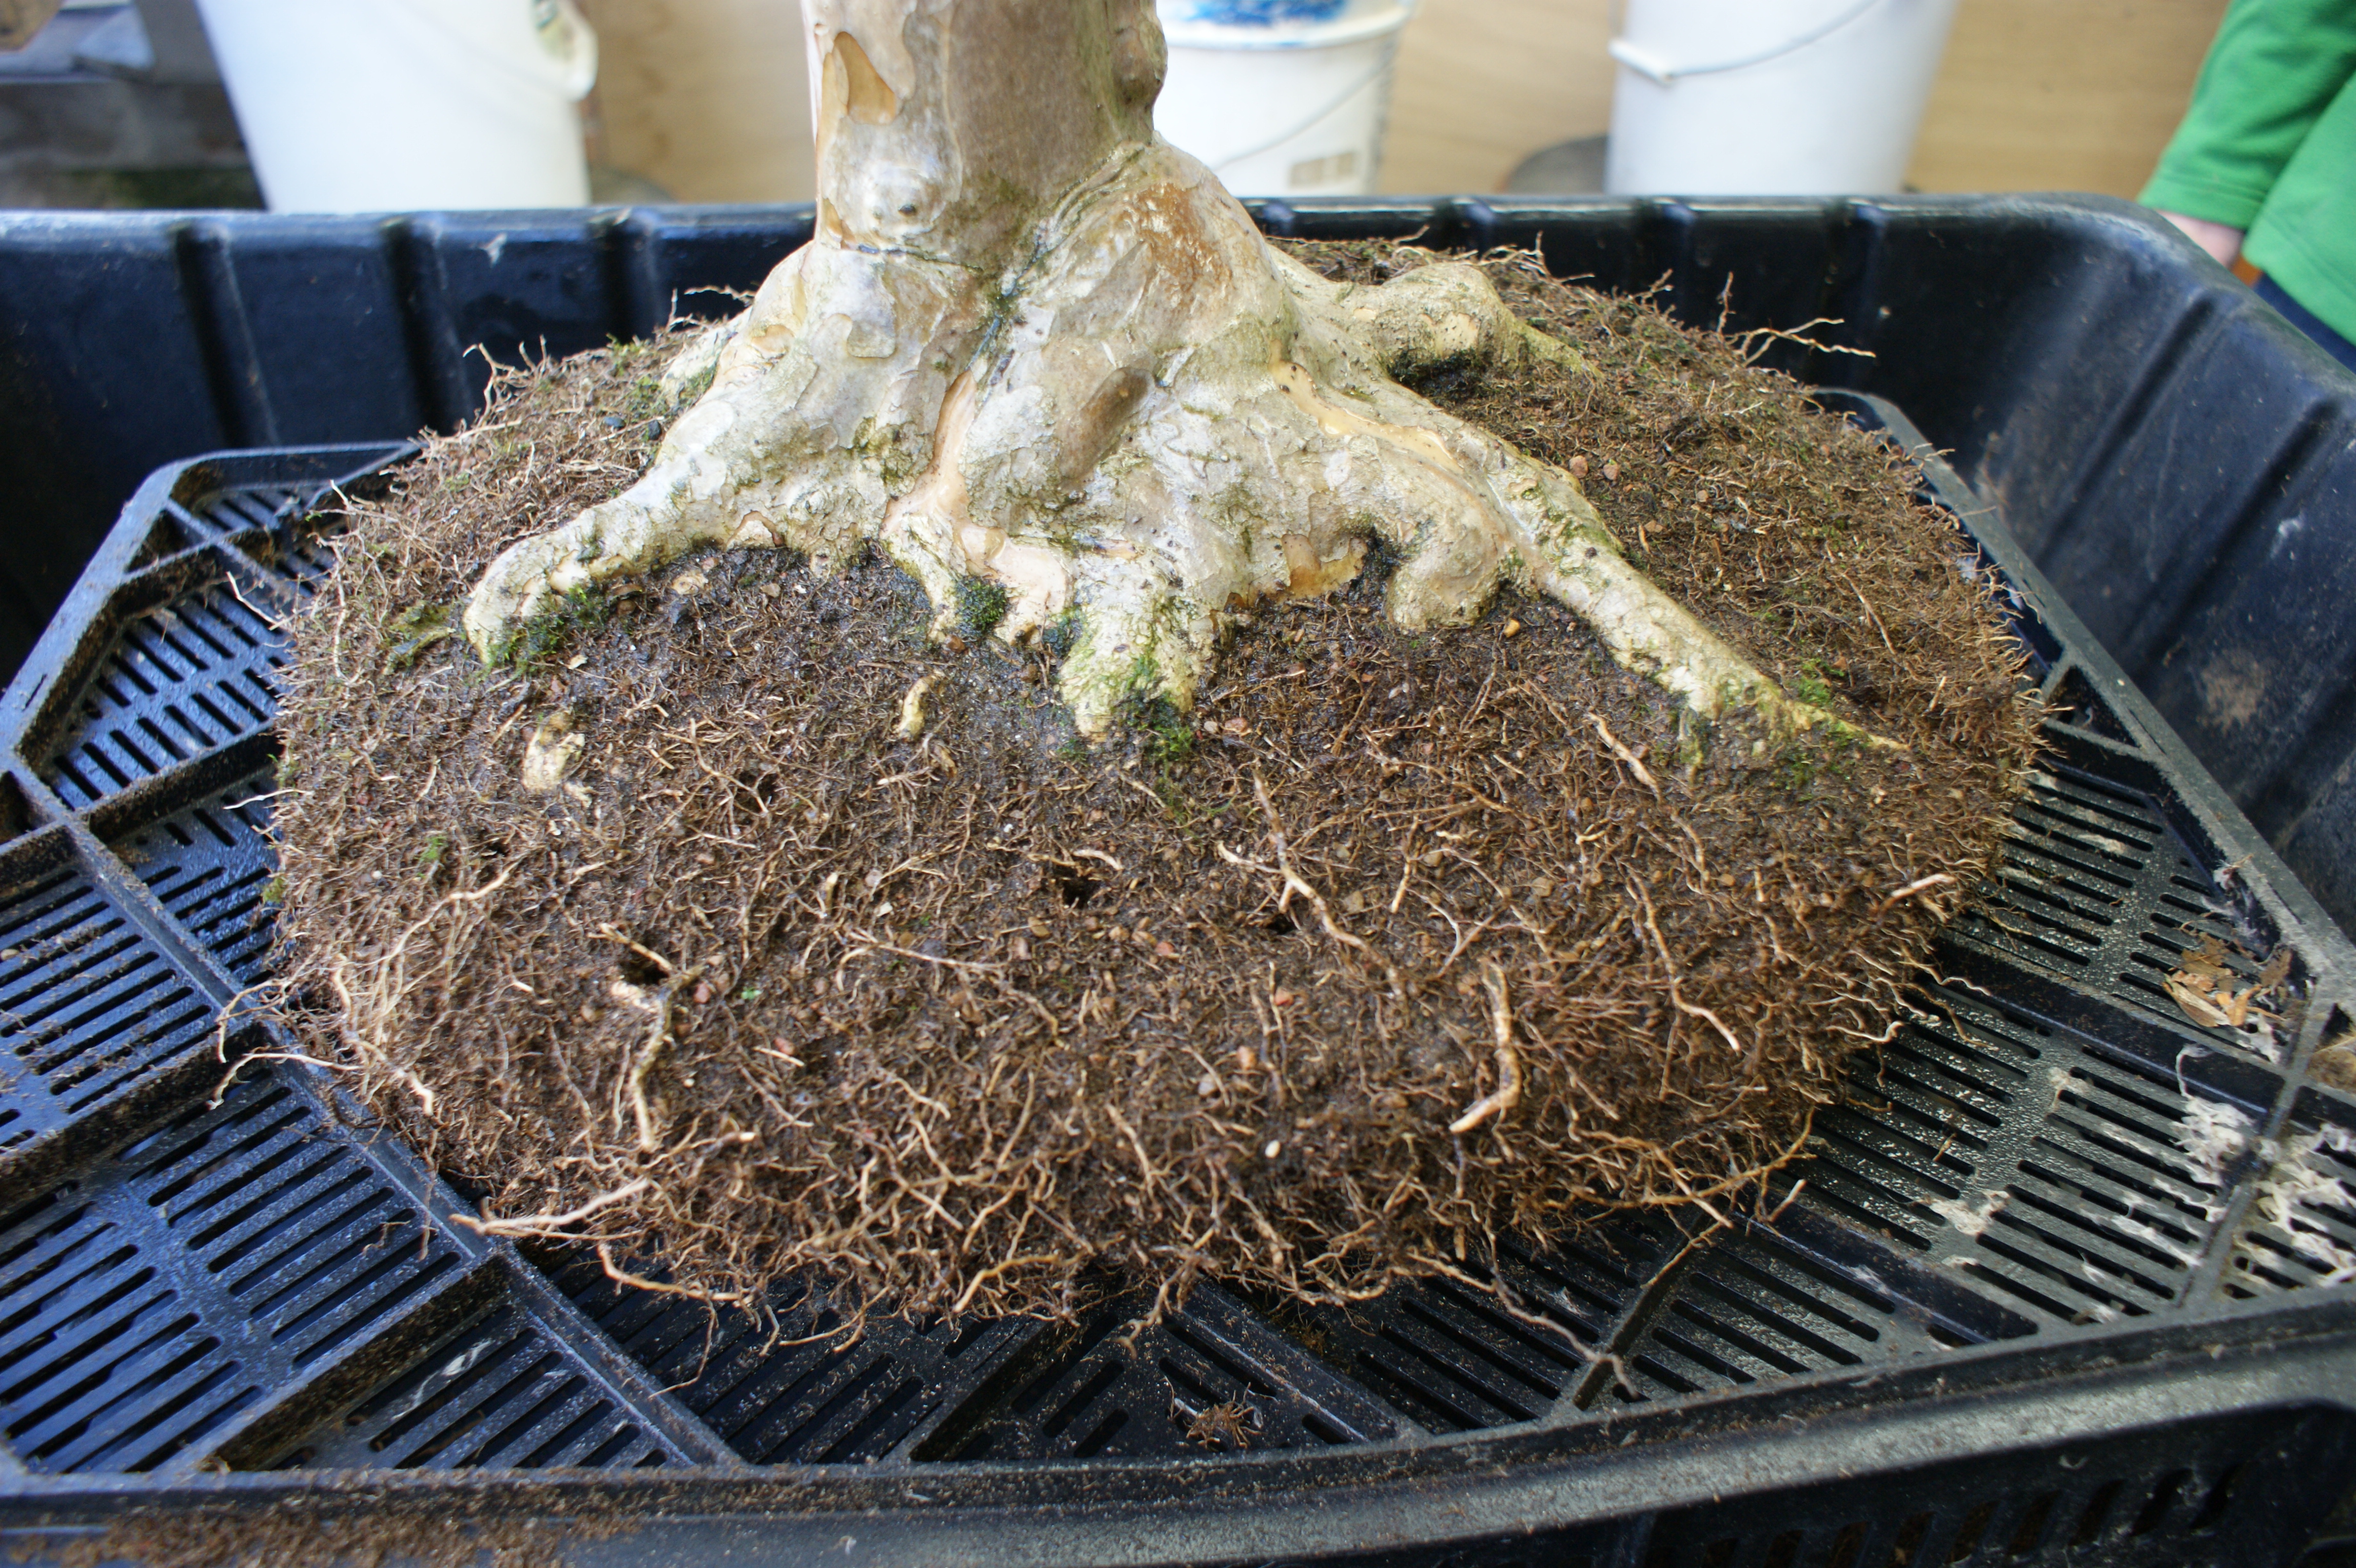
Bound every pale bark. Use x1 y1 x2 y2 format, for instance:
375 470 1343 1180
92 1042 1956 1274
464 0 1827 738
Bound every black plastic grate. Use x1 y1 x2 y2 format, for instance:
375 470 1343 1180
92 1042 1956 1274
112 767 282 985
164 465 379 601
220 512 342 600
1272 1224 1664 1433
1776 927 2260 1334
544 1247 1050 1465
186 488 304 539
0 836 215 1157
1990 1053 2236 1311
37 577 282 811
2223 1097 2356 1299
124 514 205 574
921 1281 1406 1460
1614 1226 1951 1403
0 1182 259 1474
1802 986 2079 1266
1 1070 464 1472
1958 763 2301 1067
287 1301 672 1472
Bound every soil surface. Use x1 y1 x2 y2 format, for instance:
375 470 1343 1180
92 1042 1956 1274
270 241 2038 1321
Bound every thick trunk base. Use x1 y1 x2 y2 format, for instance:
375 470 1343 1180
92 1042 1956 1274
466 135 1825 738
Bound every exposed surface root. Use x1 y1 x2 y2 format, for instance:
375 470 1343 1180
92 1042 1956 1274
270 248 2038 1321
463 142 1830 741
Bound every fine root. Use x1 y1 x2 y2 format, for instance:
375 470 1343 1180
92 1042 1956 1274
1448 963 1523 1134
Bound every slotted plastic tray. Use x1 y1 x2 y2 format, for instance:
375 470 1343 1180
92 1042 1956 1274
1 344 2354 1568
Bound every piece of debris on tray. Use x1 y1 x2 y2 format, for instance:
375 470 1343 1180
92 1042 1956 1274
2165 933 2292 1047
1181 1398 1263 1451
2311 1023 2356 1095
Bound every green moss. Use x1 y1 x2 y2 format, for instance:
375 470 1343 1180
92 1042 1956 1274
495 583 612 668
1125 693 1195 767
673 362 717 409
1675 711 1708 772
1790 658 1835 710
1818 719 1868 766
1212 481 1268 541
1041 609 1082 661
1152 778 1231 831
1779 743 1817 794
418 831 449 875
955 576 1010 638
383 601 458 671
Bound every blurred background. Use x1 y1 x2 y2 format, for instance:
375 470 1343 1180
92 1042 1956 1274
0 0 2229 212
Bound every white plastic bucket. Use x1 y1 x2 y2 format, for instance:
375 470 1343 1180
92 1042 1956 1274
1603 0 1959 195
191 0 597 213
1154 0 1415 198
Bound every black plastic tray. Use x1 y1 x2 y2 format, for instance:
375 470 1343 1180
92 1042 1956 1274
1 203 2354 1568
0 412 2354 1567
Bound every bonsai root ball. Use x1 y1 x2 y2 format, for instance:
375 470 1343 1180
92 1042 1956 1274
270 244 2037 1320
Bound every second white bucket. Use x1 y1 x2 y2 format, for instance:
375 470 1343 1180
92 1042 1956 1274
1154 0 1416 198
192 0 598 213
1604 0 1960 195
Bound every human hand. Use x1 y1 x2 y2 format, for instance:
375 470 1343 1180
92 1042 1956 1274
2154 210 2245 268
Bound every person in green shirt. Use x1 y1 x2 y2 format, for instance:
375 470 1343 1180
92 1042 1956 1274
2142 0 2356 374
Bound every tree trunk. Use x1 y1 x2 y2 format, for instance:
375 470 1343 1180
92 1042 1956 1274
464 0 1825 739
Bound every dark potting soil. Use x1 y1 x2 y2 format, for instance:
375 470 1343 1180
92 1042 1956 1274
267 241 2038 1322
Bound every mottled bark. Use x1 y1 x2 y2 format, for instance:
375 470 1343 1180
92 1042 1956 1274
465 0 1823 737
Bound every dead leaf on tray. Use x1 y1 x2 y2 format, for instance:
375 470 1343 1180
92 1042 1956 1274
2165 933 2290 1035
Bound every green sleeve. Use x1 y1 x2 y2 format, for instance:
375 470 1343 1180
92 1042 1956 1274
2243 72 2356 344
2139 0 2356 230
